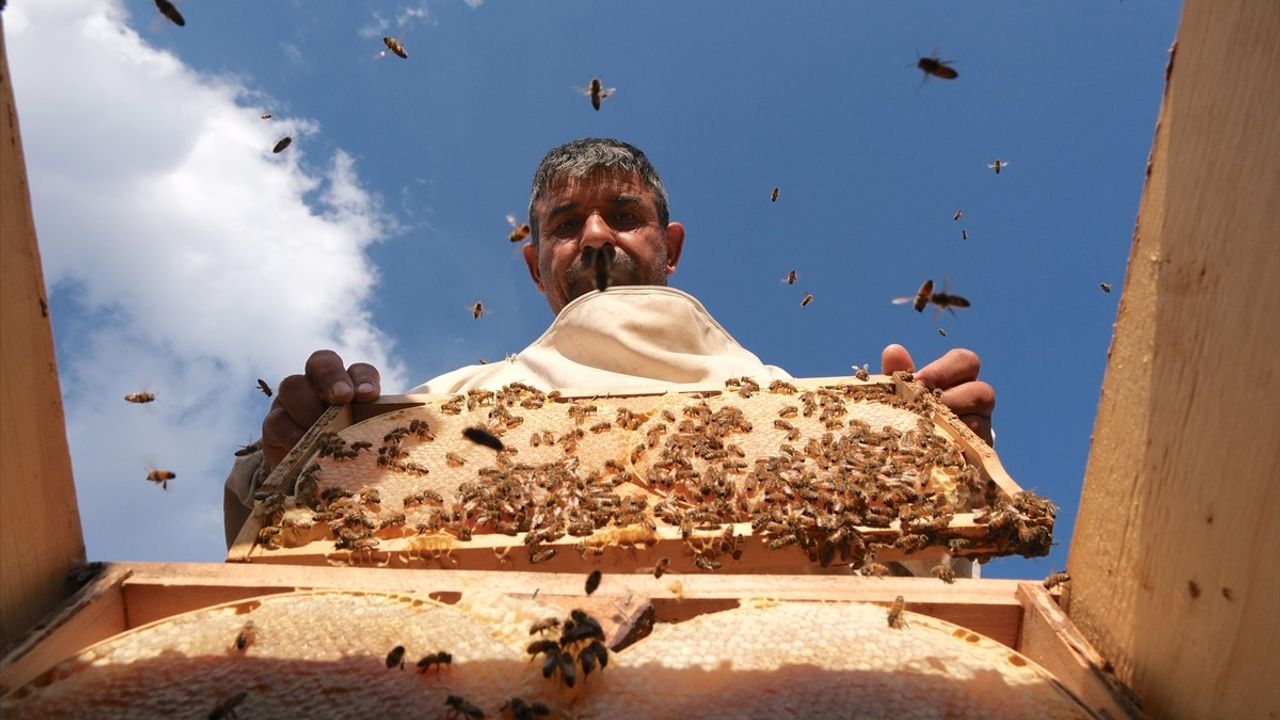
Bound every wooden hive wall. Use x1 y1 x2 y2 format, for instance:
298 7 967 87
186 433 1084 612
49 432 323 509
1066 0 1280 717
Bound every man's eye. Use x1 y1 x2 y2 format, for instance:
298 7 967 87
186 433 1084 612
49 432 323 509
613 212 637 225
554 220 578 235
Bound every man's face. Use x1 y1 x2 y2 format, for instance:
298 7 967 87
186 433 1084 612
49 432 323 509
524 169 684 314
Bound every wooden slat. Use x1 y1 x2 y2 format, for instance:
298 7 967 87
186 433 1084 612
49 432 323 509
0 17 86 653
1015 583 1146 720
1067 0 1280 717
114 562 1026 649
0 566 129 694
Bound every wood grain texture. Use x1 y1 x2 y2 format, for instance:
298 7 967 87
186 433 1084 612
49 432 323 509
0 19 86 653
1067 0 1280 718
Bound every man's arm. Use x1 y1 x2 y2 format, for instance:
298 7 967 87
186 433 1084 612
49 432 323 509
881 344 995 445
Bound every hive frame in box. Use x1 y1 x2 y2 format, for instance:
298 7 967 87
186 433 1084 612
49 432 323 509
0 562 1143 719
228 374 1036 571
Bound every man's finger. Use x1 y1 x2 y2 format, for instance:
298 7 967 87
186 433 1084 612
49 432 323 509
880 344 915 375
347 362 382 402
305 349 355 404
937 381 996 418
261 406 306 468
915 348 981 390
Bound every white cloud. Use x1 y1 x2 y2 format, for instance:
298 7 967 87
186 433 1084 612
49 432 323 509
359 2 434 39
6 0 407 563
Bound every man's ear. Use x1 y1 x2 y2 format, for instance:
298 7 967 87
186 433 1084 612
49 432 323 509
523 242 544 291
664 221 685 275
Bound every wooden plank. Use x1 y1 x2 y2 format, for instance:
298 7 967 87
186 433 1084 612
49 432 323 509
0 565 129 693
1016 583 1146 720
114 562 1026 649
0 17 86 653
1067 0 1280 718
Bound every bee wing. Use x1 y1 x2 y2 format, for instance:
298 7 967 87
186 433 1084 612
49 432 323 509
601 87 616 98
891 296 915 305
506 214 519 228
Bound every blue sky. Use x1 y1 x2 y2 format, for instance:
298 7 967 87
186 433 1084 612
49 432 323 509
6 0 1183 577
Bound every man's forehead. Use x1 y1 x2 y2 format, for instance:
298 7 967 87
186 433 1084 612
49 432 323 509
536 169 653 210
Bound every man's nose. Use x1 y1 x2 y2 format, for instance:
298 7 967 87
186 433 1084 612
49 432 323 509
578 212 614 250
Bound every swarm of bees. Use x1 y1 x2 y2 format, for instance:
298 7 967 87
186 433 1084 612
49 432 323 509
526 608 609 688
272 137 292 154
382 36 408 59
893 279 970 314
578 77 615 111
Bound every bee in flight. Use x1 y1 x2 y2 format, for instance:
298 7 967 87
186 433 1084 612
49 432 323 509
154 0 185 27
272 137 292 154
259 112 272 120
471 301 485 319
770 186 780 202
917 54 958 81
1100 282 1112 293
146 469 176 490
781 269 798 285
578 77 615 111
961 229 968 240
893 279 935 313
987 158 1009 175
382 36 408 59
800 293 814 307
953 209 963 221
256 379 273 397
507 214 531 243
124 391 156 404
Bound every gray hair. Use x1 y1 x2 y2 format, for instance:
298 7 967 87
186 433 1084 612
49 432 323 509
528 138 669 245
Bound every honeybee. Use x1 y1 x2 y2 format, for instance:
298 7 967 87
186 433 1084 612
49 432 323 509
416 651 452 672
781 269 798 285
501 698 551 720
578 77 615 111
858 562 891 578
585 568 602 595
853 364 870 381
154 0 185 27
445 694 484 719
1043 571 1071 590
961 229 968 240
917 54 958 80
893 279 934 313
887 595 908 629
232 620 258 652
1100 282 1112 293
445 452 466 468
462 426 504 451
145 469 176 490
652 556 670 578
382 36 408 59
529 617 562 636
506 214 531 243
801 293 814 307
124 391 156 404
930 564 956 584
234 441 260 457
385 645 406 670
937 328 947 337
256 379 272 397
529 548 556 564
987 159 1009 175
929 287 971 313
590 245 613 292
472 301 485 319
953 209 963 221
272 137 292 154
770 186 780 202
259 112 272 120
208 691 247 720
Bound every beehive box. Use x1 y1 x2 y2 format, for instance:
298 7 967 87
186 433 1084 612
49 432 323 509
230 373 1055 575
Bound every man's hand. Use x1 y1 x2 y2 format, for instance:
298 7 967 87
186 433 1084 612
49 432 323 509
881 344 995 446
261 350 381 468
